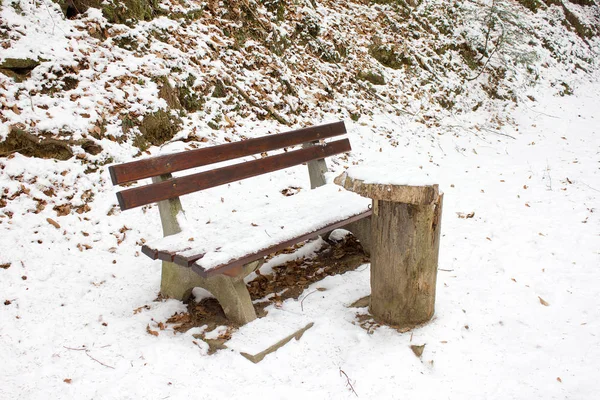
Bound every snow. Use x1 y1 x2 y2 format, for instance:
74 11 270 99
1 0 600 399
344 161 439 187
144 184 371 272
2 78 599 398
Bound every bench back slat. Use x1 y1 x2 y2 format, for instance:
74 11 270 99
109 121 346 185
116 138 352 210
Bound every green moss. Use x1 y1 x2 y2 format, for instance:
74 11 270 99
177 76 203 113
369 44 412 70
113 34 140 51
357 70 386 85
211 80 227 98
261 0 285 21
516 0 542 12
102 0 163 26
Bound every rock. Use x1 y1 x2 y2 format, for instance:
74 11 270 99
0 58 40 82
81 140 103 155
0 125 73 160
369 44 413 70
156 76 183 110
357 70 386 85
136 110 182 149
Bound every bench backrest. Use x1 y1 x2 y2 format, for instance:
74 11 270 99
109 121 349 210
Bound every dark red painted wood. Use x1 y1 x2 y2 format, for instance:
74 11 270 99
109 121 346 185
116 139 351 210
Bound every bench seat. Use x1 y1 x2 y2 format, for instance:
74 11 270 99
141 184 371 277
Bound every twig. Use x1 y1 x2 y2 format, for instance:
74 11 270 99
339 368 358 397
438 268 454 272
300 290 318 311
63 346 87 351
579 181 600 192
86 352 115 369
64 345 115 369
227 79 290 126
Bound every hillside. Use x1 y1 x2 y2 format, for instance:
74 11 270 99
1 1 600 399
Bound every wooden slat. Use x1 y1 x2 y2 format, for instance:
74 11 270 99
193 210 373 278
109 121 347 185
116 138 351 210
141 210 373 276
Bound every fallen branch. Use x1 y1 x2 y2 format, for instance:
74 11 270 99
86 352 115 369
339 368 358 397
64 345 115 369
229 80 290 126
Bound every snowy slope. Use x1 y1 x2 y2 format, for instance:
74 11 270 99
1 0 600 399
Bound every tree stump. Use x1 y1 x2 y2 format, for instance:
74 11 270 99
336 171 443 328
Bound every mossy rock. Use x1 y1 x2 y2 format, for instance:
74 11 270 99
0 126 73 160
369 44 412 70
53 0 162 24
357 70 386 85
156 76 183 110
516 0 542 12
0 58 40 82
212 80 227 98
102 0 163 25
138 110 182 148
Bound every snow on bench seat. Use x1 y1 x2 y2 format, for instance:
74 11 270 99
141 184 371 277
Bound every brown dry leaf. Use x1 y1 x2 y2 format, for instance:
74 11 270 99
158 322 165 330
251 223 258 227
538 296 550 306
146 325 159 336
410 344 425 357
133 305 150 314
54 204 71 216
457 212 475 219
1 263 11 269
63 378 72 384
47 218 60 229
557 377 562 383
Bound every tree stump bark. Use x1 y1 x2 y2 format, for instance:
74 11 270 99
336 170 443 328
370 195 443 327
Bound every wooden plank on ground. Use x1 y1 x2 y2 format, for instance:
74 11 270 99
109 121 347 185
116 138 352 210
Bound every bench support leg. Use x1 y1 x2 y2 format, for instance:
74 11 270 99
342 214 372 255
303 141 328 189
152 174 260 325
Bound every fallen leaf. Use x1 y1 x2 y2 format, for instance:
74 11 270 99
456 212 475 219
47 218 60 229
146 325 159 336
538 296 550 306
63 378 72 384
557 377 562 383
0 263 10 269
410 344 425 357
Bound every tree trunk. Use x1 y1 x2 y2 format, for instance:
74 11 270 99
369 194 443 328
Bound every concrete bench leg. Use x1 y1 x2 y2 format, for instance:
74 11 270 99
153 174 259 326
161 260 260 326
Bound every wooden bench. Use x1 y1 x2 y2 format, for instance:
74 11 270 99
109 121 372 325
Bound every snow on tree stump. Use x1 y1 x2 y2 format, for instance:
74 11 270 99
335 167 443 328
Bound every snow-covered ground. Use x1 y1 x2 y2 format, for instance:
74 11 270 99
2 0 600 398
2 71 599 398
